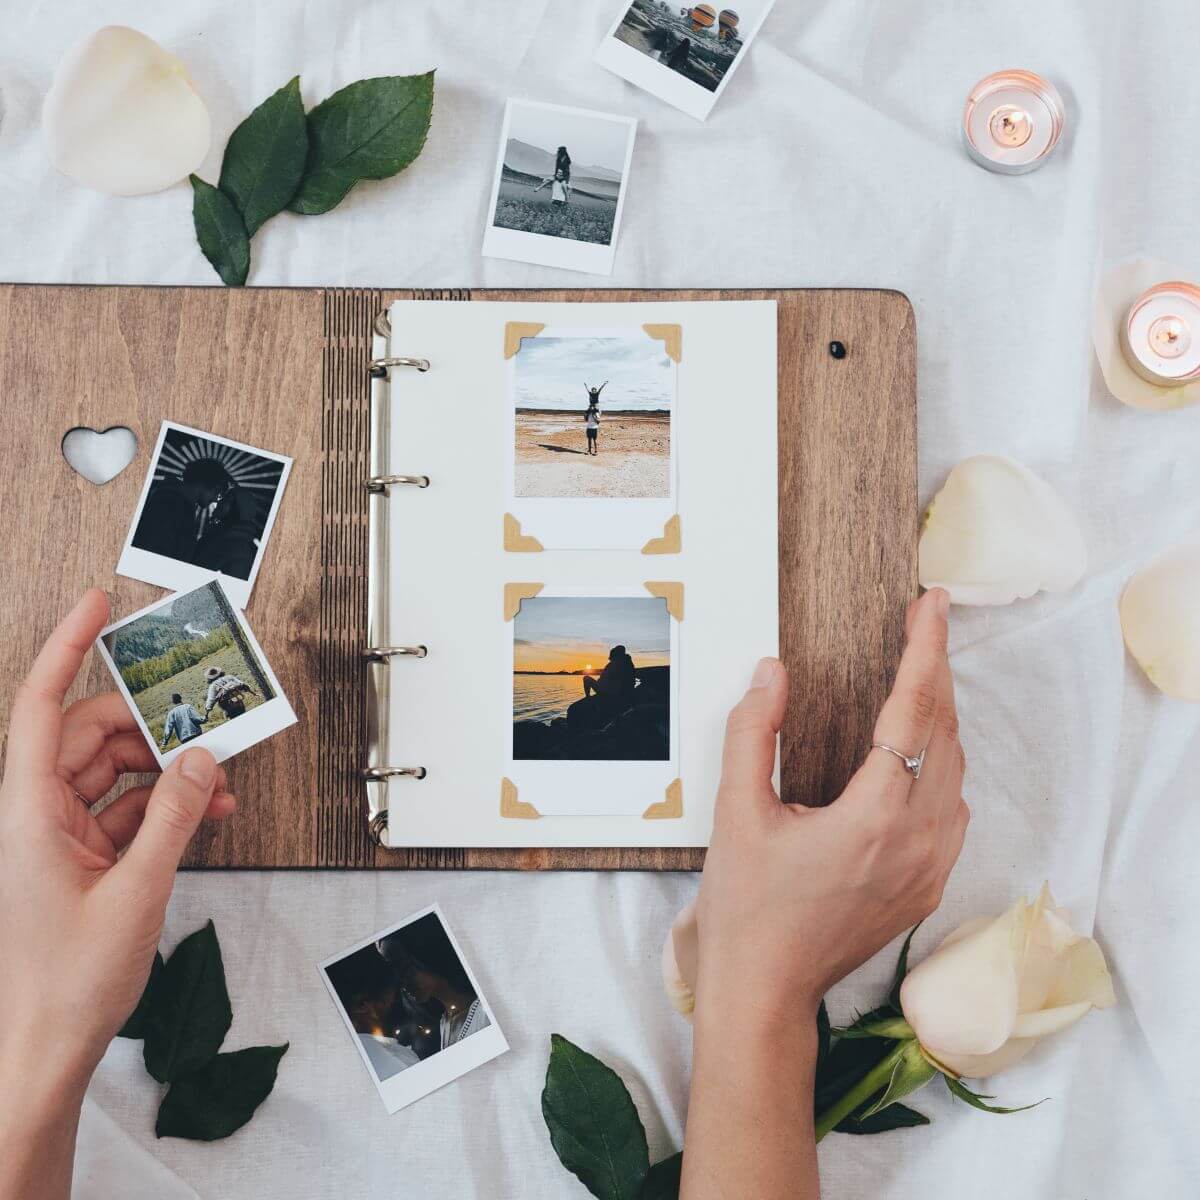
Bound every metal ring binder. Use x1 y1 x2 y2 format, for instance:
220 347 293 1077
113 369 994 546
368 811 389 845
364 312 436 849
363 645 427 662
365 473 430 492
361 766 426 781
368 355 430 378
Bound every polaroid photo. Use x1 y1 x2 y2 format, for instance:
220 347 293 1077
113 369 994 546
319 905 508 1114
117 421 293 609
509 588 679 816
482 99 638 276
594 0 778 121
508 326 678 550
95 579 297 768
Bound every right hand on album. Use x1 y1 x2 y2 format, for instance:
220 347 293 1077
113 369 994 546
693 587 969 1023
0 589 238 1113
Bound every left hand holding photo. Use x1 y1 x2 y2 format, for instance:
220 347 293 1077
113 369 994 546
0 588 237 1200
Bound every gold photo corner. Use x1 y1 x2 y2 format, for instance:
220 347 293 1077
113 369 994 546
504 582 544 621
643 778 683 820
643 580 684 621
500 778 541 819
503 513 544 553
642 323 683 363
642 514 681 555
504 321 546 359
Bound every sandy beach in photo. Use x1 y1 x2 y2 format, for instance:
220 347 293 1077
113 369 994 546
515 408 670 498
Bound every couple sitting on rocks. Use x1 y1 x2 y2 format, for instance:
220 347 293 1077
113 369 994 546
569 645 643 732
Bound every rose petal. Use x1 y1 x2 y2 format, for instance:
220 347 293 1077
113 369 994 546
918 456 1087 606
1010 1000 1093 1040
661 900 698 1021
1120 543 1200 701
900 901 1025 1057
932 1035 1039 1080
43 26 210 195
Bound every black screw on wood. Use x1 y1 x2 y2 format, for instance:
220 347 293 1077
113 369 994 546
828 340 847 359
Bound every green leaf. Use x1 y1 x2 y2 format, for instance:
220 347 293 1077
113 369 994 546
117 951 163 1039
888 924 921 1010
816 1000 831 1068
837 1102 930 1135
190 176 250 287
945 1075 1045 1115
836 1015 913 1041
541 1034 649 1200
288 72 435 215
143 920 233 1083
814 1034 897 1114
641 1153 682 1199
859 1040 937 1119
218 76 308 236
156 1044 288 1141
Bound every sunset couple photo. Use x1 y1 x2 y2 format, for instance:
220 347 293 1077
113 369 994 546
512 595 671 761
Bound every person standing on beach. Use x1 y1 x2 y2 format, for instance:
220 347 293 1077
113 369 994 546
584 402 601 455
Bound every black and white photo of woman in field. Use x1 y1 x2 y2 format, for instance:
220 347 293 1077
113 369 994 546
491 103 629 246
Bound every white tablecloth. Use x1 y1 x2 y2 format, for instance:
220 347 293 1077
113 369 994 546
3 0 1199 1195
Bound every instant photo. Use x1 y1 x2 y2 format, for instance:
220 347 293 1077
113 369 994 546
95 579 296 767
594 0 778 120
117 421 292 609
508 589 679 816
482 100 637 275
319 905 508 1114
507 326 678 549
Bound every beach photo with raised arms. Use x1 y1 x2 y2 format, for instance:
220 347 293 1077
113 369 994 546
513 329 674 499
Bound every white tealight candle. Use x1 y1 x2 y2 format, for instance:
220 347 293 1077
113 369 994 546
1121 282 1200 386
962 70 1065 174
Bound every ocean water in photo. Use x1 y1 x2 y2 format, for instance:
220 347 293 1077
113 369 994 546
513 674 591 723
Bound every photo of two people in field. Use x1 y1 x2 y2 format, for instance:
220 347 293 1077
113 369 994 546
491 105 630 246
513 330 673 499
102 581 275 752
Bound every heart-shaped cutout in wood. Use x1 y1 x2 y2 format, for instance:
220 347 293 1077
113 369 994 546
61 426 138 485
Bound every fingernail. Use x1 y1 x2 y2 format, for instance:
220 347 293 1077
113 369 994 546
179 749 215 787
749 657 777 688
935 588 950 616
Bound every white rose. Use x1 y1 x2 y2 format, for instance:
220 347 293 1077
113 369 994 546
899 884 1115 1077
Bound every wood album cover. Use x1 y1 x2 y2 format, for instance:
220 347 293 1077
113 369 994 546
0 285 916 870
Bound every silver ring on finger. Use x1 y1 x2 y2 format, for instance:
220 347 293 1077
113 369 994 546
871 742 926 781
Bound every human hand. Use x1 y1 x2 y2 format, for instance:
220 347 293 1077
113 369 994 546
694 587 968 1022
0 589 237 1100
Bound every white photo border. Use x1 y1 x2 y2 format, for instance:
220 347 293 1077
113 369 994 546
317 904 509 1115
94 579 297 769
508 585 679 817
481 99 638 276
593 0 778 121
508 325 679 550
116 420 293 610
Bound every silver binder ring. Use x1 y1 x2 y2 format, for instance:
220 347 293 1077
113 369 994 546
361 766 427 781
364 645 427 662
368 811 389 846
365 473 430 492
369 355 430 377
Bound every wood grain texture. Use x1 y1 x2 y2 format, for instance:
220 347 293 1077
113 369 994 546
0 285 915 873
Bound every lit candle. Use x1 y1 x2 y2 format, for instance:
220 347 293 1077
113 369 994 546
962 70 1065 174
1121 282 1200 386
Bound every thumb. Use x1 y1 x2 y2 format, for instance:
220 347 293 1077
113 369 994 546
717 658 788 818
119 748 218 890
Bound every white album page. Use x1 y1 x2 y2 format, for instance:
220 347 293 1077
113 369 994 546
383 300 777 848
